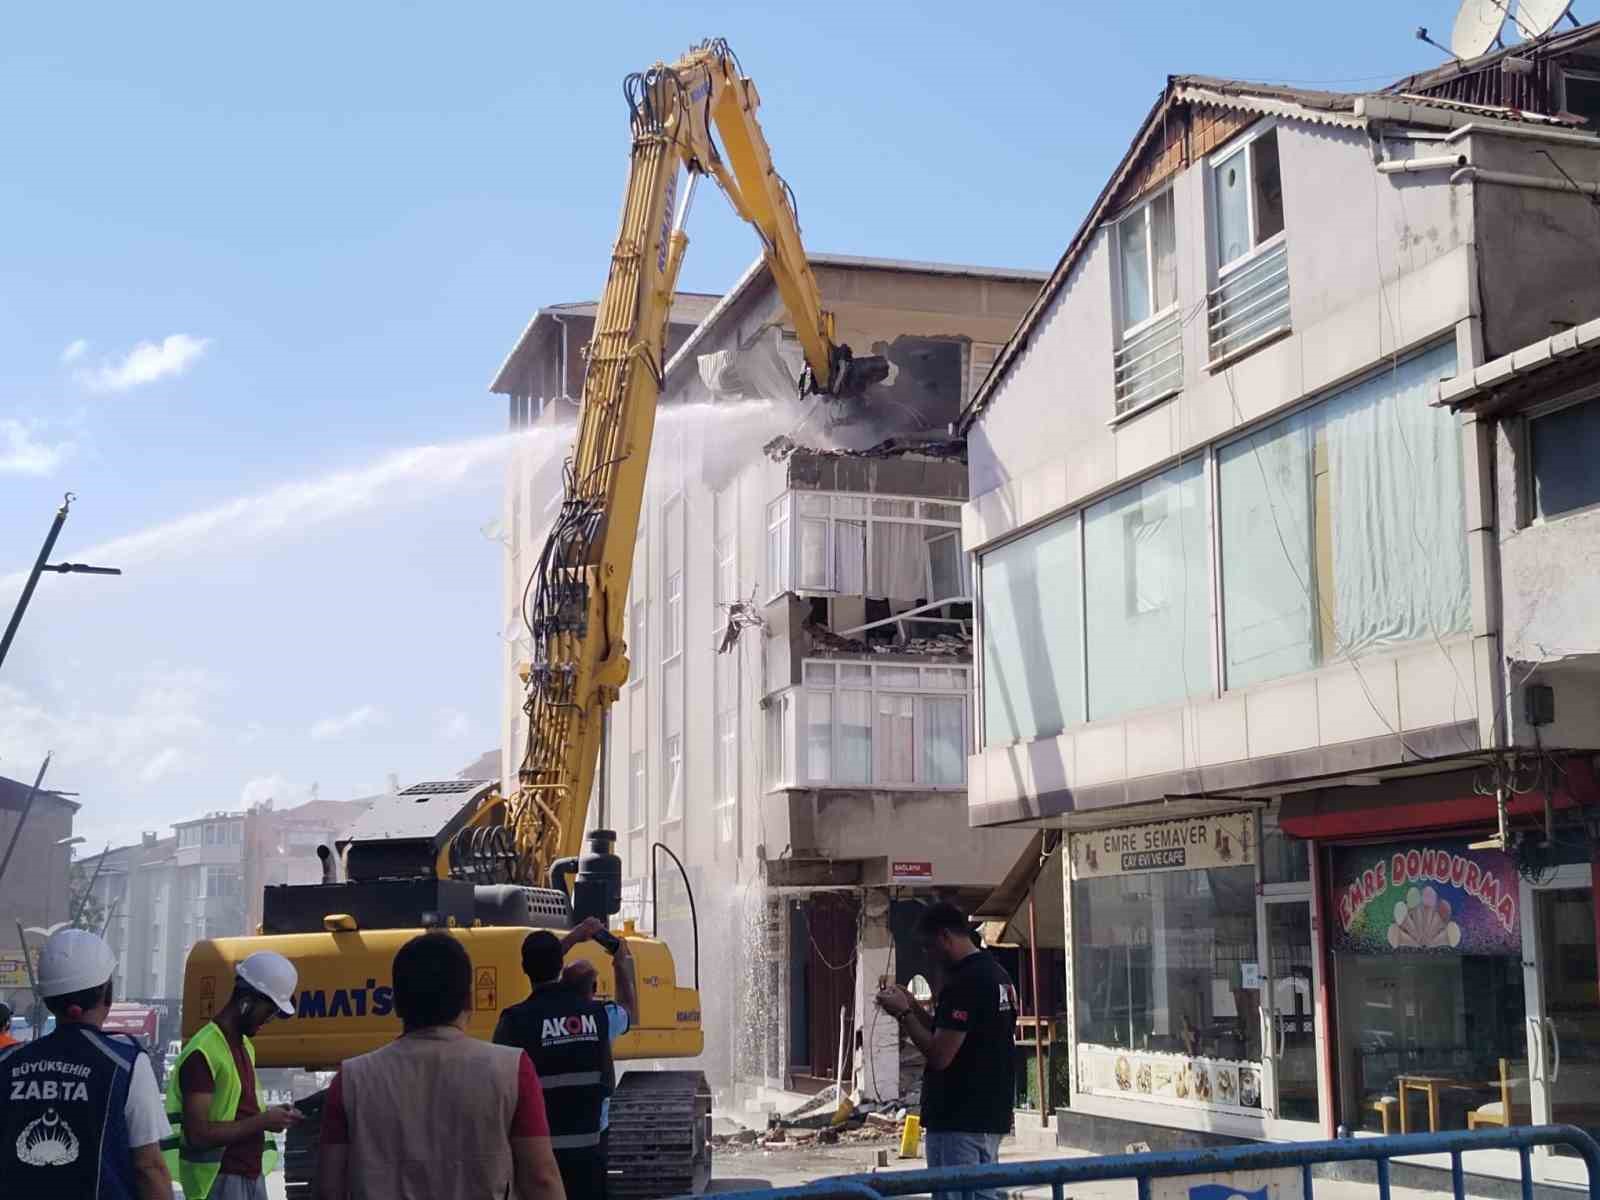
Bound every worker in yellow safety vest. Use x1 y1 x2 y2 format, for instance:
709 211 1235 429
163 952 302 1200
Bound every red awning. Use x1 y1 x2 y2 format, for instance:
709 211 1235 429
1280 759 1598 840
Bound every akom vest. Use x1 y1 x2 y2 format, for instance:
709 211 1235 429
494 986 610 1151
0 1024 144 1200
162 1021 278 1198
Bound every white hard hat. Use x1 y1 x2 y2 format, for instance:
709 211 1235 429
235 951 298 1017
37 929 117 999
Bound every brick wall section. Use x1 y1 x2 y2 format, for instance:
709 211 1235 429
1112 103 1258 212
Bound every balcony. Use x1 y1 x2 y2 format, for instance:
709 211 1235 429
1208 238 1290 365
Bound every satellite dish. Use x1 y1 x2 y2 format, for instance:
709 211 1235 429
1451 0 1510 58
1518 0 1574 37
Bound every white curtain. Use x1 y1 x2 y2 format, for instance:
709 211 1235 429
870 522 926 600
927 531 964 600
874 694 915 784
798 518 829 590
1219 412 1316 688
835 520 867 593
922 696 966 787
836 691 871 784
980 515 1083 743
806 691 833 783
1326 344 1468 656
1083 460 1210 721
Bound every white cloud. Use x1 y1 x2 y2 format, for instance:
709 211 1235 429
75 333 210 392
139 747 189 782
437 708 473 739
60 339 89 364
0 419 73 476
309 704 385 741
0 665 224 784
1 429 542 591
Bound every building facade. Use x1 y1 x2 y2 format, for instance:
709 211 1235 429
0 775 78 1011
960 28 1600 1184
494 256 1043 1107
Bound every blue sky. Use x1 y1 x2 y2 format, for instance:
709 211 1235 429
0 3 1453 848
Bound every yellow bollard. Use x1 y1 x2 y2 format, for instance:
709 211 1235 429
898 1113 922 1159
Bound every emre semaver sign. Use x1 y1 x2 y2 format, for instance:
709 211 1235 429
1069 812 1256 879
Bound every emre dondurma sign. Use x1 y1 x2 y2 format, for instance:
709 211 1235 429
1068 812 1256 879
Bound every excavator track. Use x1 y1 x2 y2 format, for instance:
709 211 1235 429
607 1069 713 1199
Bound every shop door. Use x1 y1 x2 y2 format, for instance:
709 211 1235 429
1261 896 1325 1138
1523 867 1600 1186
802 893 858 1087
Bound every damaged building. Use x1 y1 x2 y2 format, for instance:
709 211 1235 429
491 254 1043 1112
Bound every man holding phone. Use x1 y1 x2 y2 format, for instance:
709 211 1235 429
165 951 302 1200
495 917 634 1199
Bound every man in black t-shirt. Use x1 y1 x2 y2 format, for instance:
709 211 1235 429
876 902 1017 1200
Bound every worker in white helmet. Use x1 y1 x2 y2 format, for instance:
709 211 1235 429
0 927 174 1200
163 951 301 1200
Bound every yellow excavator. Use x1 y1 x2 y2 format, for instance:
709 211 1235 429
178 39 887 1198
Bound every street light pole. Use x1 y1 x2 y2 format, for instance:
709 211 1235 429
0 493 122 675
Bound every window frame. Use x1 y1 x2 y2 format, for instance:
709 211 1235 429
1209 121 1287 280
1114 186 1180 339
1525 386 1600 524
770 659 972 791
765 490 966 601
627 749 647 833
662 732 683 824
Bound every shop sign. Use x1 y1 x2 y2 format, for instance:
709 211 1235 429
0 949 40 990
1330 838 1520 956
890 860 932 885
1069 813 1255 880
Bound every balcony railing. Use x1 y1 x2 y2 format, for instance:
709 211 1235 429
1208 239 1290 363
1113 308 1183 416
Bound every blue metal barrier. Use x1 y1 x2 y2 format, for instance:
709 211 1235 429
706 1125 1600 1200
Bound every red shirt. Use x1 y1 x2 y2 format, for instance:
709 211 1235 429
320 1050 549 1145
178 1035 264 1177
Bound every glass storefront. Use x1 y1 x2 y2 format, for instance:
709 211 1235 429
1070 813 1264 1115
1329 838 1528 1134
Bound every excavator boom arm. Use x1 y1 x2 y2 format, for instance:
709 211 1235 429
511 41 882 883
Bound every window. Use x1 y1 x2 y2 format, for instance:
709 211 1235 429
714 535 736 629
1118 190 1178 330
767 491 965 600
1083 459 1211 721
1330 840 1526 1133
1213 129 1284 270
204 867 240 900
663 734 683 821
766 496 792 596
204 823 219 847
1218 343 1466 689
765 692 794 789
230 822 242 845
778 661 969 789
1209 128 1289 362
1560 69 1600 132
629 534 647 687
1532 396 1600 519
1071 849 1261 1071
980 514 1084 745
967 342 1002 403
628 751 646 830
664 571 683 660
715 710 738 841
663 498 683 660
